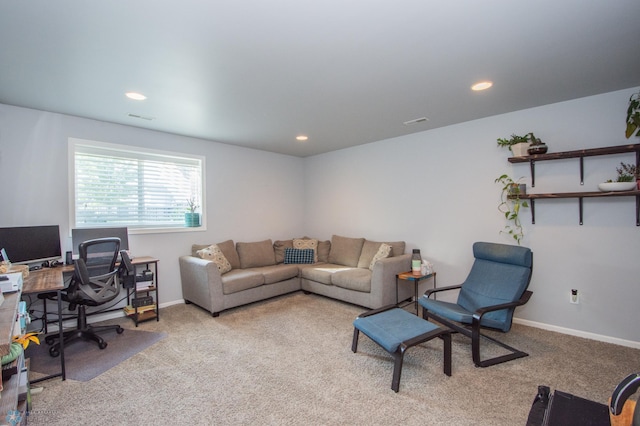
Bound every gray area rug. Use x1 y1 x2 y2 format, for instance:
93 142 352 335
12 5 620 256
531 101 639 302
27 328 166 382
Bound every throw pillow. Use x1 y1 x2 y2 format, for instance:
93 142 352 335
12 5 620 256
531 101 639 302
196 244 232 274
284 248 314 264
293 238 318 262
369 243 392 270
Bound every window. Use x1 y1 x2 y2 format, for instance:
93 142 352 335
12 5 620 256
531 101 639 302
69 138 204 232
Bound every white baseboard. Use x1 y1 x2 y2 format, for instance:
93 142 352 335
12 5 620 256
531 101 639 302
514 318 640 349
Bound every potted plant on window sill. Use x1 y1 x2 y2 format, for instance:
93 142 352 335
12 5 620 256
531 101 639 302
495 174 529 245
185 198 201 227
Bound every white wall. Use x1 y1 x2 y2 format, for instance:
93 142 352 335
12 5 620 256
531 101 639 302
304 87 640 345
0 105 306 304
2 88 639 346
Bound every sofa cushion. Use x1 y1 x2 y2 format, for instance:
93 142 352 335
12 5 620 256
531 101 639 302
221 270 265 295
300 264 352 285
386 241 406 258
317 240 331 263
293 238 318 262
331 268 372 293
369 243 392 270
357 240 383 269
328 235 365 267
236 239 276 269
217 239 241 269
196 244 232 274
273 239 293 264
284 248 314 264
357 240 406 268
301 236 331 263
254 264 300 284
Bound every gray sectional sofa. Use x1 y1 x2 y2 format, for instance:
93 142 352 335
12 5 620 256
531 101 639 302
179 235 412 316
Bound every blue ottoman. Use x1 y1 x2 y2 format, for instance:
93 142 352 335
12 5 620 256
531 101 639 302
352 306 452 392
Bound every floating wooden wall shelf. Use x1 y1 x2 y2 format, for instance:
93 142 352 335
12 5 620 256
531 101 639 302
507 143 640 225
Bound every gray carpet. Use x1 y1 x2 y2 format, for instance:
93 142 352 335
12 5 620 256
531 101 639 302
28 293 640 425
27 327 166 382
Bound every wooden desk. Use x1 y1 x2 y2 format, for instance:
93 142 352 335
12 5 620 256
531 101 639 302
23 267 66 295
22 268 66 382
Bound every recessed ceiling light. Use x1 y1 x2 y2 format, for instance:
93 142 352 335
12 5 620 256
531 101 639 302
296 135 308 141
403 117 429 126
471 81 493 91
126 92 147 100
128 113 155 121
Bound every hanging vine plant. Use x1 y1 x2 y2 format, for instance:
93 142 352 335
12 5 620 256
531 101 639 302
626 91 640 138
495 174 529 245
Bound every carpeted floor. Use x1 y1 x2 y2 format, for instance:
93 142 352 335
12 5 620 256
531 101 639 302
28 293 640 425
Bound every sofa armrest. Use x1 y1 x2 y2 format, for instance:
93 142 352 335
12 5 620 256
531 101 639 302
179 255 225 315
370 253 412 306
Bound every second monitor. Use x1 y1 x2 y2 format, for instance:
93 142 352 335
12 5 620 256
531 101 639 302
71 227 129 258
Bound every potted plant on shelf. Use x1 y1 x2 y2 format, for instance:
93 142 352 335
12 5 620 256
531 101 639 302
598 162 639 192
497 134 530 157
185 197 201 227
625 91 640 139
495 174 529 245
526 132 548 155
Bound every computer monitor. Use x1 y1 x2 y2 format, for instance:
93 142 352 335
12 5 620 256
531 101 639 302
0 225 62 265
71 227 129 257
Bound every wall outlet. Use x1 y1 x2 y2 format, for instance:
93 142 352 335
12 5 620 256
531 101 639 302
570 289 579 304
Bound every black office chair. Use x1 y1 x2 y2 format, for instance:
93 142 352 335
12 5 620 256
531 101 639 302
45 237 132 357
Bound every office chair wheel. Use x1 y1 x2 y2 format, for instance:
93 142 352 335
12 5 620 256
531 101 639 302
45 336 55 345
99 342 108 349
116 326 124 334
49 347 60 357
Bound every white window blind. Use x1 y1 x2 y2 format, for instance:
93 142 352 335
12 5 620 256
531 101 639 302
70 139 204 230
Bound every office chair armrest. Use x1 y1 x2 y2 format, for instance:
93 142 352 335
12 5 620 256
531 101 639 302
424 284 462 299
119 250 134 274
75 258 91 286
472 290 533 324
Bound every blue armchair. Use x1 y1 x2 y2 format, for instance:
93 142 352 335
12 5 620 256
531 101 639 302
419 242 533 367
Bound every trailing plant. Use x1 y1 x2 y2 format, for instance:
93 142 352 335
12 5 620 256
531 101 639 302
495 174 529 245
626 91 640 138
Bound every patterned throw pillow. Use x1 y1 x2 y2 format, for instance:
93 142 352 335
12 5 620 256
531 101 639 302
284 248 315 264
369 243 392 270
196 244 232 274
293 238 318 262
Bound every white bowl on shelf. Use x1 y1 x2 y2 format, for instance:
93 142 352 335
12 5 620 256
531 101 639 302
597 182 637 192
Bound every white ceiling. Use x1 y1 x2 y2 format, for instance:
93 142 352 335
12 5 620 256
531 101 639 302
1 1 639 157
